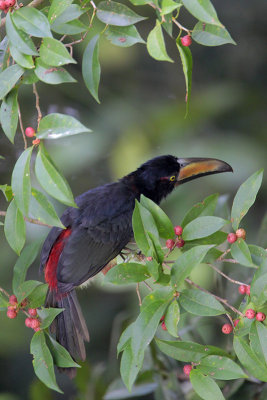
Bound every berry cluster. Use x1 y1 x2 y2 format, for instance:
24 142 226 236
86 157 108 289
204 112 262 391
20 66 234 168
6 294 41 332
166 225 185 250
222 308 266 335
238 284 250 296
227 228 246 244
0 0 15 13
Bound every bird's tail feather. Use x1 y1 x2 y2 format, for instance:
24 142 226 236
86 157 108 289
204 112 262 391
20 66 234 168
45 289 89 378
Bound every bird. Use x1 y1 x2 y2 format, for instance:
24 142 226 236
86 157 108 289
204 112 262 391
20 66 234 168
40 155 232 377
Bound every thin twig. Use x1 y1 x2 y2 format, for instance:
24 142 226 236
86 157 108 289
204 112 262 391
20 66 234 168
0 287 10 298
221 258 239 264
32 83 42 129
136 283 142 306
217 248 231 261
17 102 27 150
185 278 245 317
208 263 245 285
172 17 190 33
0 211 53 228
64 32 88 48
143 281 153 291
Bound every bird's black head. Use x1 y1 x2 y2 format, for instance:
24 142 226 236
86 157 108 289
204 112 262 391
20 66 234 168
123 155 233 204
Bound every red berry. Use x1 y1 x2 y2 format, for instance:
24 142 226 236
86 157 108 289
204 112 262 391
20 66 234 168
20 298 28 307
25 127 35 137
245 309 256 319
5 0 15 7
161 321 167 331
32 138 41 146
166 239 175 249
234 319 240 327
8 305 17 311
180 35 192 47
256 312 266 322
30 319 40 330
238 285 247 295
174 225 183 236
34 327 41 332
160 315 165 322
7 309 17 319
227 233 237 244
28 308 37 317
222 323 233 334
246 285 251 296
236 228 246 240
147 256 153 261
0 0 6 10
25 317 33 328
183 364 192 375
176 239 185 248
9 295 17 305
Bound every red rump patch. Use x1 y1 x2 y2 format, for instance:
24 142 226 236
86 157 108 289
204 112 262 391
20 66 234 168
45 228 72 289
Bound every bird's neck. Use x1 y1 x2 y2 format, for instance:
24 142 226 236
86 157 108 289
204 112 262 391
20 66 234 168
121 173 164 205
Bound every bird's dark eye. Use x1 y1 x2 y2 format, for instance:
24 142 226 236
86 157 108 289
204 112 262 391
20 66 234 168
170 175 176 182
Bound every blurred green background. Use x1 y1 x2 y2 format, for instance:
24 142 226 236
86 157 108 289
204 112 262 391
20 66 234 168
0 0 267 398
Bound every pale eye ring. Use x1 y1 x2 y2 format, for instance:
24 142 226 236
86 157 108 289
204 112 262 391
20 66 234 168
170 175 176 182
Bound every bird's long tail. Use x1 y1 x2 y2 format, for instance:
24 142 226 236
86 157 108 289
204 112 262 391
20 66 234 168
45 289 89 378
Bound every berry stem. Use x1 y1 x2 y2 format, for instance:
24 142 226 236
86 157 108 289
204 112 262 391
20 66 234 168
136 283 142 306
17 102 27 150
172 17 190 33
32 83 42 129
0 211 53 228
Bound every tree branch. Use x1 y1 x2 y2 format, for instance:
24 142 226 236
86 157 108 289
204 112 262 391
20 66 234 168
0 210 53 228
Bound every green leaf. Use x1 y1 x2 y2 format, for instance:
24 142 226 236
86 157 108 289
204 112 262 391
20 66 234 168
27 283 48 309
9 42 34 69
190 370 225 400
147 21 173 62
37 113 90 139
181 0 221 26
46 334 80 368
231 239 255 268
30 331 63 393
12 8 52 38
250 321 267 366
231 170 263 231
12 241 41 294
0 88 18 143
132 200 159 255
192 21 236 46
140 195 174 239
198 355 247 380
184 231 227 246
171 245 214 289
164 300 180 337
105 262 150 284
48 0 73 24
117 322 134 354
38 307 64 329
15 280 43 303
51 4 84 25
30 188 65 228
96 1 146 26
51 20 87 35
182 193 219 227
34 59 76 85
4 199 26 255
183 216 228 240
82 35 101 103
0 64 24 100
0 292 9 308
128 0 148 5
250 258 267 306
6 13 38 56
39 38 76 67
156 339 229 362
147 232 165 264
11 146 33 216
105 25 145 47
160 0 182 15
176 39 193 116
35 148 76 207
179 288 225 316
249 245 267 267
233 336 267 382
22 69 39 85
0 184 13 201
120 343 140 392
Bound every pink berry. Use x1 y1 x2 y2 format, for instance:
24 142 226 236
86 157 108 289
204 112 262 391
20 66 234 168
160 315 165 322
5 0 15 7
7 309 17 319
245 309 256 319
20 298 28 307
222 323 233 334
147 256 153 261
25 127 35 137
256 312 266 322
234 319 240 327
34 327 41 332
166 239 175 249
246 285 251 296
9 295 17 305
236 228 246 240
227 233 237 244
238 285 247 295
174 225 183 236
30 319 40 330
161 321 167 331
28 308 37 317
25 317 32 328
176 239 185 248
0 0 6 10
32 138 40 146
183 364 192 375
8 305 17 311
180 35 192 47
